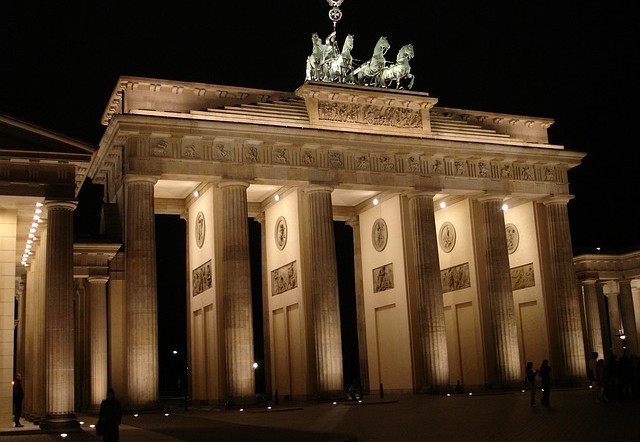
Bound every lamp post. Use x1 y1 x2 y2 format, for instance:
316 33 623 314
173 350 188 411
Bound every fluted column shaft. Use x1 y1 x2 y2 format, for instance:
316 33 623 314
345 217 369 394
408 192 449 389
23 266 34 418
43 201 77 429
605 292 623 356
88 276 109 409
125 175 159 408
479 197 521 384
582 281 604 358
544 198 585 380
305 186 343 394
26 225 47 422
219 181 255 400
619 280 639 356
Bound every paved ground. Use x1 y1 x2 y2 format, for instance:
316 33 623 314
3 387 640 441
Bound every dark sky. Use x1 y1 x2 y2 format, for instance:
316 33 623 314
2 1 638 254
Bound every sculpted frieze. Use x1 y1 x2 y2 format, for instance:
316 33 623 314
215 143 232 161
477 161 490 177
441 262 471 293
128 133 563 188
511 263 535 291
377 155 395 171
182 144 200 159
302 150 316 165
318 101 422 129
355 154 370 170
151 139 170 157
244 145 259 163
272 147 289 164
407 156 420 173
328 151 344 168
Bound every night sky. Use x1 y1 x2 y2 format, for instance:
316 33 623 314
3 1 637 392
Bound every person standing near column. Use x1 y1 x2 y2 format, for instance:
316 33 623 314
98 388 122 442
13 372 24 427
539 360 552 407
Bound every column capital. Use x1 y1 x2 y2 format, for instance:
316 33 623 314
475 193 508 204
44 200 78 211
542 194 574 205
124 174 159 185
87 275 110 284
218 179 249 189
405 190 438 200
303 184 333 194
345 216 359 229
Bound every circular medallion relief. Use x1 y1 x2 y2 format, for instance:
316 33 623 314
371 218 388 252
274 216 288 250
195 211 205 248
439 222 456 253
505 223 519 254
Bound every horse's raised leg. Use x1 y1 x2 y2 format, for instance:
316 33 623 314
407 74 415 89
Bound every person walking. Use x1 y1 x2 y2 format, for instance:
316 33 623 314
98 388 122 441
12 373 24 427
538 360 552 407
525 362 537 406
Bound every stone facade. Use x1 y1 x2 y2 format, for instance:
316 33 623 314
5 76 639 422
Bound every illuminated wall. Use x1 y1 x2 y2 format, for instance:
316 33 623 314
359 196 413 393
188 186 222 402
265 189 310 399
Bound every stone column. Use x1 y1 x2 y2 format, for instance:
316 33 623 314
42 201 78 430
407 192 449 389
22 266 34 419
219 181 255 400
304 186 343 396
605 291 624 356
28 224 47 423
478 196 521 385
88 276 109 409
619 279 639 356
254 213 272 398
582 281 605 358
125 175 159 408
544 197 585 381
345 217 369 394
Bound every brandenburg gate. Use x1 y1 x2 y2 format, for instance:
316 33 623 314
80 74 586 407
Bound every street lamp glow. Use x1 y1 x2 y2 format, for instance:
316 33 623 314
253 362 259 369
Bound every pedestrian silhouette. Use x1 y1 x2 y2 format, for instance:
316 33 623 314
13 373 24 427
538 360 551 406
98 388 122 441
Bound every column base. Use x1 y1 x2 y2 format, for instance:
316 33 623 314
39 415 80 432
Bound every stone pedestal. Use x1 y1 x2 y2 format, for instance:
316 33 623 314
479 196 521 385
304 186 343 395
125 175 159 408
219 181 255 400
42 201 78 429
407 192 449 389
